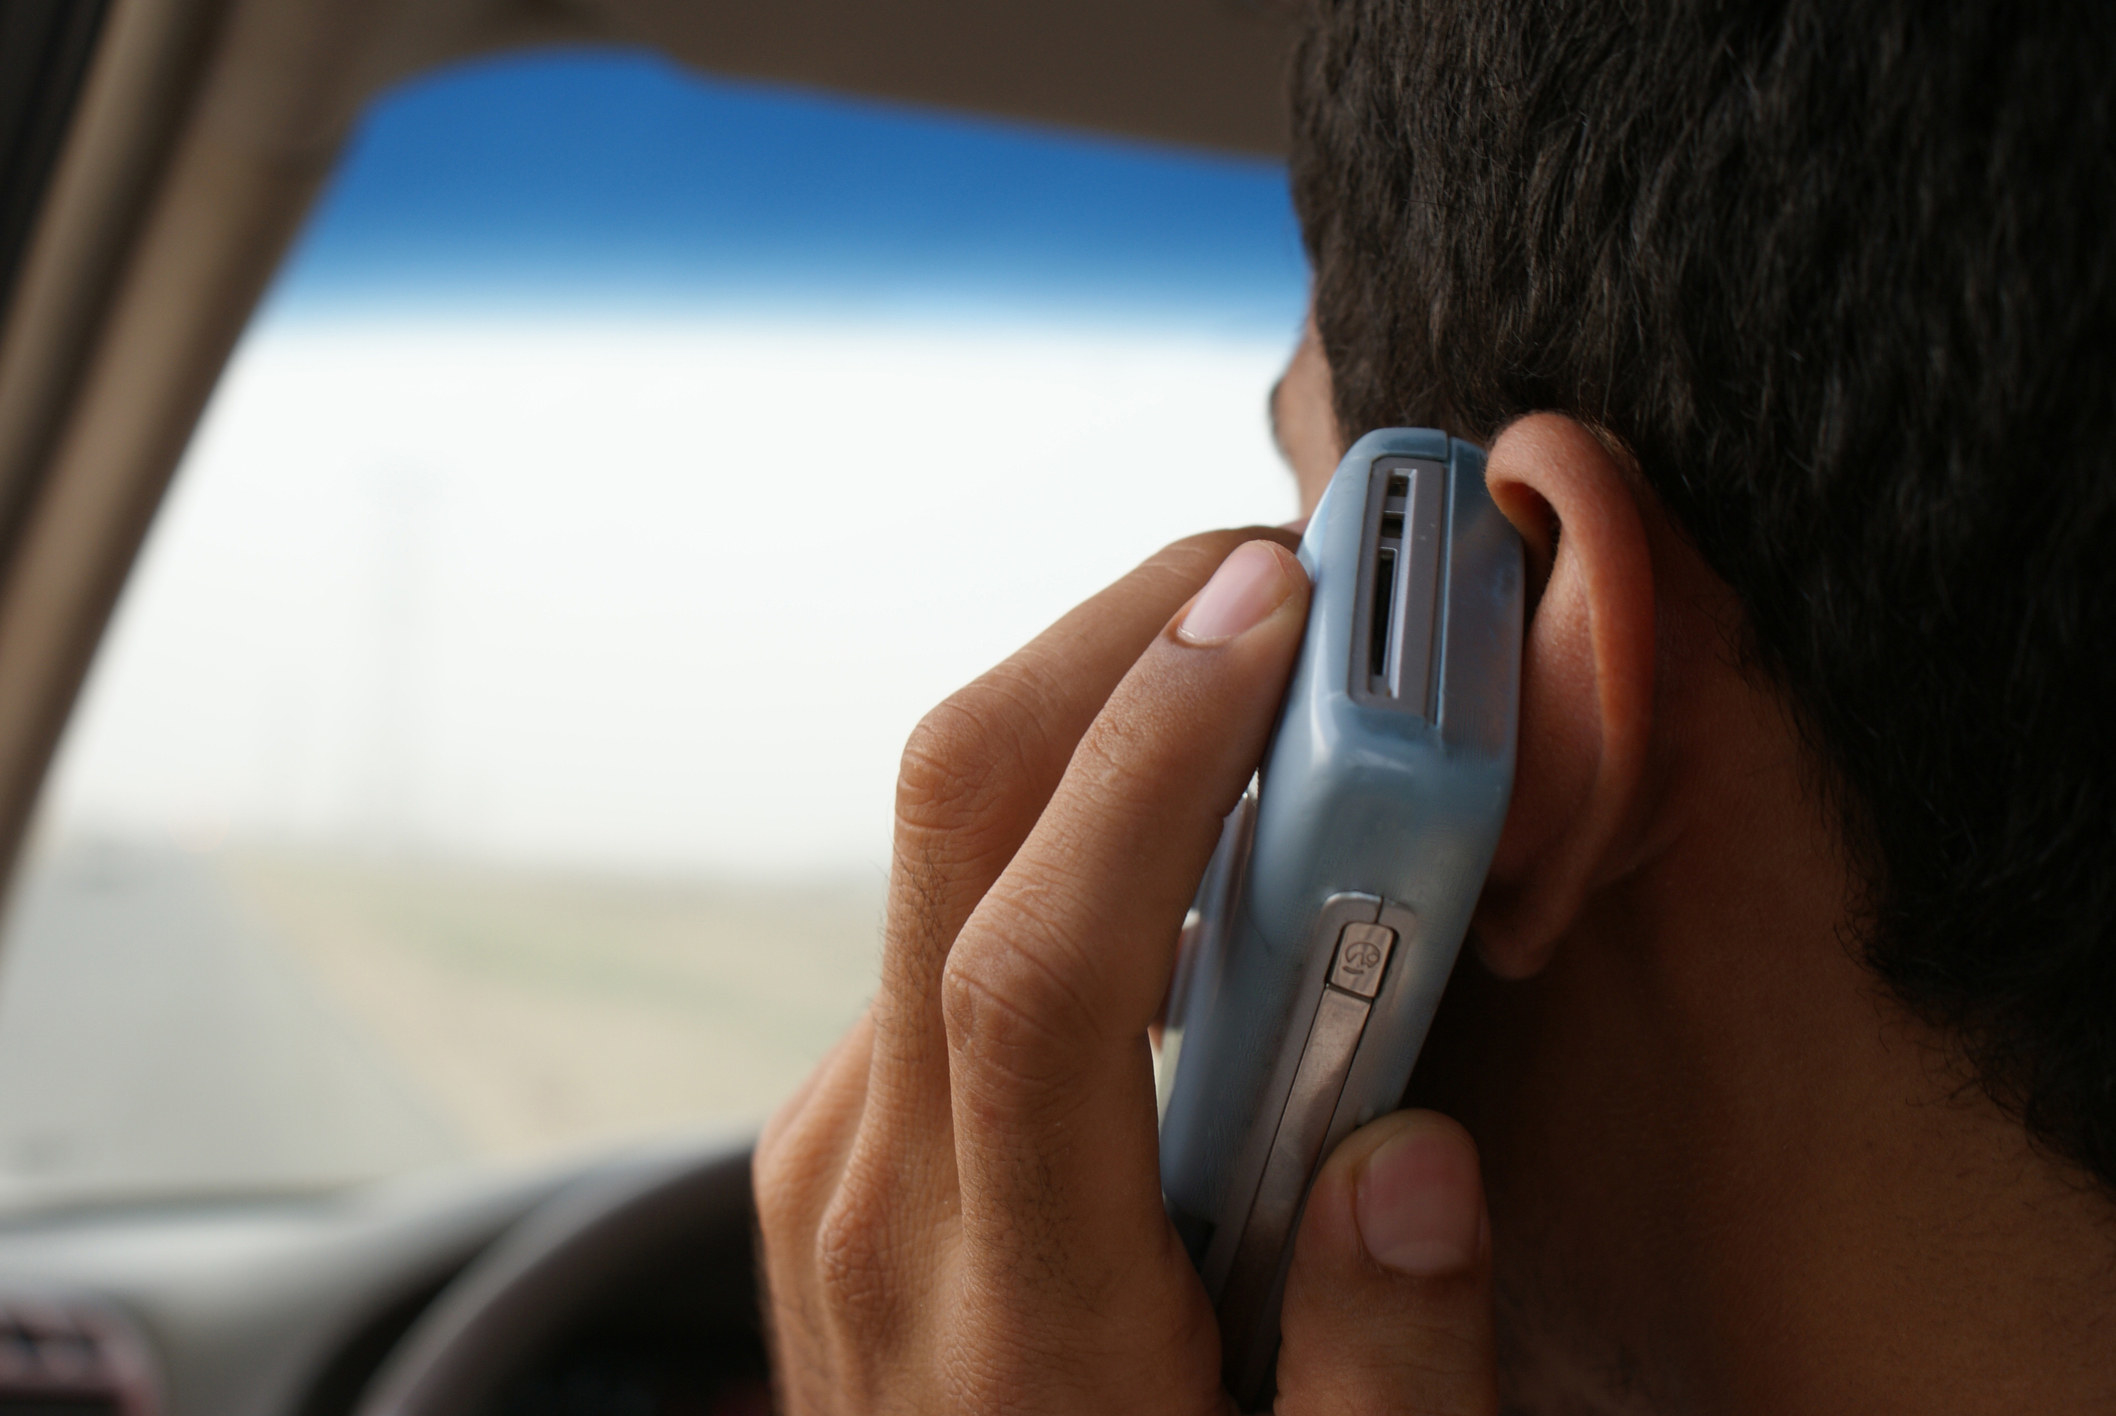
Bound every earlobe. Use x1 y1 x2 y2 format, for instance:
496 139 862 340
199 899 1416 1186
1474 415 1657 978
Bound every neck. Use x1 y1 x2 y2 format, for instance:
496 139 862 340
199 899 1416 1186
1657 849 2116 1414
1622 691 2116 1413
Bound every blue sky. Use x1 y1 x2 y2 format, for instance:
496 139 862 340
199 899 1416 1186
268 48 1310 333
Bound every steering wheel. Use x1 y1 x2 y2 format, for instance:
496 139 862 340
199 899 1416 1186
354 1138 758 1415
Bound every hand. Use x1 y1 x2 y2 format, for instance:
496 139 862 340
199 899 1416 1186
754 531 1499 1415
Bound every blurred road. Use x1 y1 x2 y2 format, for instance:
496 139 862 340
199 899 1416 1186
0 839 463 1211
0 836 883 1214
211 846 882 1158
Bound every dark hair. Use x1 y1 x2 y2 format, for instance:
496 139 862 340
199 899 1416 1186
1291 0 2116 1187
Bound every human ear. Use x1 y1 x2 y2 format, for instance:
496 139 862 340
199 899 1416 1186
1473 414 1656 978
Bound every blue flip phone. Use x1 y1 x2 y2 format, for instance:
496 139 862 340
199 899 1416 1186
1156 428 1523 1406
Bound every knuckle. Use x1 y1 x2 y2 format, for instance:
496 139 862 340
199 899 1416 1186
1370 1336 1496 1416
752 1117 824 1250
752 1046 868 1250
1065 703 1200 844
895 680 1046 835
896 701 993 829
1140 526 1286 592
1147 528 1247 578
1279 1276 1496 1416
811 1172 903 1332
751 1130 793 1230
939 910 1099 1094
1072 703 1170 801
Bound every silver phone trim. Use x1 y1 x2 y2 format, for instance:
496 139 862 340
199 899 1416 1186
1213 911 1403 1401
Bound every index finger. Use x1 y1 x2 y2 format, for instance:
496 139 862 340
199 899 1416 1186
940 540 1312 1354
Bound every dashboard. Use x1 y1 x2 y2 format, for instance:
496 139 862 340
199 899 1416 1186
0 1137 765 1416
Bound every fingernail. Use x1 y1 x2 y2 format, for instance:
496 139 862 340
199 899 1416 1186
1356 1120 1483 1277
1177 541 1298 645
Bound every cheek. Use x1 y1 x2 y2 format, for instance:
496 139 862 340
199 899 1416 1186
1296 462 1333 518
1274 328 1343 508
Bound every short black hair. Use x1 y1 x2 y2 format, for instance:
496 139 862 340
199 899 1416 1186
1291 0 2116 1186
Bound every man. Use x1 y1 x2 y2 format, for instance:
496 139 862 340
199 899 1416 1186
754 0 2116 1410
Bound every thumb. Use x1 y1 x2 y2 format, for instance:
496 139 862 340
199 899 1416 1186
1273 1110 1498 1416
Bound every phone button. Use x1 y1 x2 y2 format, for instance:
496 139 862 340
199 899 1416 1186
1328 921 1397 998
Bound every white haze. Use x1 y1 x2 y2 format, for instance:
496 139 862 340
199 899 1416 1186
41 315 1298 879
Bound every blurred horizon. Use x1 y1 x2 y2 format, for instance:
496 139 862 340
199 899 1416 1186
44 316 1296 880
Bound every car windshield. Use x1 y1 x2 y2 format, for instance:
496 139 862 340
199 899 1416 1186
0 49 1304 1214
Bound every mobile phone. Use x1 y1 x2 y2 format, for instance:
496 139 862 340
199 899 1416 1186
1155 427 1523 1408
